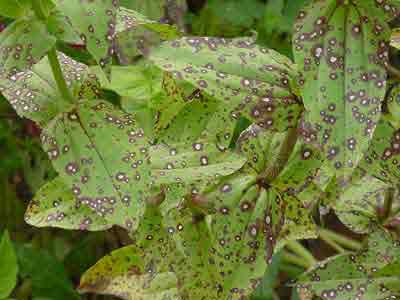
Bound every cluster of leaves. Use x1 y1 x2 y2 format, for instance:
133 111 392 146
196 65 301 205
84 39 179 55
3 0 400 300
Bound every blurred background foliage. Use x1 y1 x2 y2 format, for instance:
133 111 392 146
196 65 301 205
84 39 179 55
0 1 309 299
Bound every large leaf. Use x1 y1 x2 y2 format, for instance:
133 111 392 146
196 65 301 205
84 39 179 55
0 52 97 126
293 0 398 176
296 228 400 300
0 231 18 299
40 100 151 232
0 17 56 75
54 0 118 69
149 36 302 147
25 177 111 231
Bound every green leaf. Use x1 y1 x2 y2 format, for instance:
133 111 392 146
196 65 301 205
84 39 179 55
25 177 111 231
295 228 400 300
149 36 302 147
0 52 95 126
0 0 31 19
41 100 151 232
0 231 18 299
0 17 56 75
53 0 118 69
293 0 397 176
17 245 79 300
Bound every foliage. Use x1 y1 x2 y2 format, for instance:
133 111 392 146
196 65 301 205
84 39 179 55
1 1 400 300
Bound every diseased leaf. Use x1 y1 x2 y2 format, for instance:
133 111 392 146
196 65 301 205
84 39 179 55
293 0 399 176
0 52 96 126
237 124 287 174
25 177 111 231
54 0 119 69
0 17 56 75
359 115 400 184
79 205 182 300
149 36 302 147
157 91 219 144
273 141 323 198
41 100 151 232
296 228 400 300
0 231 18 299
334 175 389 233
149 140 246 186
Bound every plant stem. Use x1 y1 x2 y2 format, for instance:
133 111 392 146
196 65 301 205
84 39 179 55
282 251 309 269
282 251 310 269
286 241 317 267
258 126 298 186
319 231 345 253
386 63 400 80
31 0 74 103
319 228 362 251
382 187 395 220
47 48 74 102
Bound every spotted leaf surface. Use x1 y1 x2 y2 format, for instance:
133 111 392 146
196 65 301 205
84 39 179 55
149 141 246 186
293 0 399 176
80 205 185 299
273 141 323 198
25 177 111 231
0 52 96 126
115 7 181 64
334 175 389 233
0 17 56 75
54 0 118 69
41 100 151 231
79 245 180 300
237 124 287 174
46 10 83 45
157 91 219 144
359 115 400 184
296 228 400 300
149 36 302 147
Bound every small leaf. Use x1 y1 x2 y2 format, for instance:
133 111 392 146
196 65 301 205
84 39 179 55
115 7 181 64
54 0 118 70
0 231 18 299
41 100 151 231
296 228 400 300
25 177 111 231
149 36 302 147
17 245 79 300
293 0 398 176
0 18 56 75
